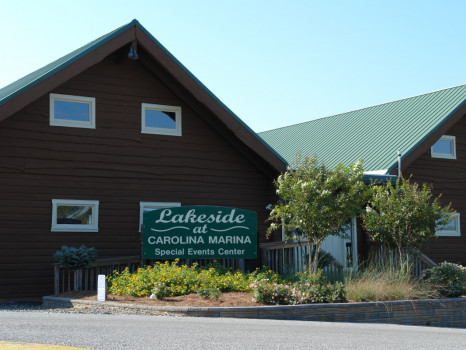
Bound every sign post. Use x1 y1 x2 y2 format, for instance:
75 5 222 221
142 206 257 260
97 275 106 302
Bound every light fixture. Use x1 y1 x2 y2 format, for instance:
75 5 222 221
127 42 139 60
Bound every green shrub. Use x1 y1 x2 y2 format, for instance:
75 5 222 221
251 280 292 305
150 282 172 300
250 276 346 305
422 262 466 297
53 245 97 269
293 281 346 304
286 271 324 285
197 287 222 300
107 260 274 298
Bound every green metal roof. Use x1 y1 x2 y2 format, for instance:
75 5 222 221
259 84 466 173
0 21 137 107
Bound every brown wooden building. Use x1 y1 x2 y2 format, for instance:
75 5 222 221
260 85 466 266
0 20 286 299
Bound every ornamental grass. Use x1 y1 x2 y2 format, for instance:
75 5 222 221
345 260 439 302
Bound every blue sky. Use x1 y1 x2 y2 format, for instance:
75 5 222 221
1 0 465 132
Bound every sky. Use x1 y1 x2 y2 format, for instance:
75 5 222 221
1 0 466 132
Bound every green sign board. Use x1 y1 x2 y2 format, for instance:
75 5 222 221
142 206 257 259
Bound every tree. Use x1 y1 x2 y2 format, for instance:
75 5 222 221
267 155 369 273
362 176 454 266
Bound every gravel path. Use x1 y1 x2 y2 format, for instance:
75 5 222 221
0 301 181 317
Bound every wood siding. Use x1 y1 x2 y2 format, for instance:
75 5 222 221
0 54 279 298
404 115 466 265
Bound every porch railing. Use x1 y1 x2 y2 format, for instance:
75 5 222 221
261 241 437 278
259 241 344 276
53 256 140 295
367 244 437 277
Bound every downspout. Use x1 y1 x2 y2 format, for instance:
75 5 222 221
397 151 402 178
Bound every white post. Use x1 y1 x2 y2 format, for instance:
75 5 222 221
97 274 106 302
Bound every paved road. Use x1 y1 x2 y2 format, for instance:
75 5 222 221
0 312 465 350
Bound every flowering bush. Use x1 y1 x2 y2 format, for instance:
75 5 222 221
107 260 347 304
250 274 346 305
150 282 172 300
251 280 292 305
197 287 222 300
107 260 281 298
422 262 466 297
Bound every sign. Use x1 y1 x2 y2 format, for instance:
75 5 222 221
142 206 257 259
97 274 106 301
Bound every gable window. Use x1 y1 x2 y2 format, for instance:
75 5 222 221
141 103 181 136
51 199 99 232
139 202 181 232
431 135 456 159
50 93 96 129
436 213 461 237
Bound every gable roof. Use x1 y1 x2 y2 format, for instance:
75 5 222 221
0 19 287 173
259 84 466 174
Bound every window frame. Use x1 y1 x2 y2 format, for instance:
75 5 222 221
141 103 182 136
139 202 181 232
50 93 96 129
431 135 456 159
436 213 461 237
51 199 99 232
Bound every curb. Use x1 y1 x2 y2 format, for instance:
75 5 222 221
42 296 466 327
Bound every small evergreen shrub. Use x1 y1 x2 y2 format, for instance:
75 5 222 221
53 245 97 269
422 262 466 297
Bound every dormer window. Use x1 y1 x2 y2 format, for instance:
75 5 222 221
50 94 96 129
141 103 181 136
431 135 456 159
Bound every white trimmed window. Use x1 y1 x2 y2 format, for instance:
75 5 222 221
50 93 96 129
141 103 181 136
139 202 181 232
436 213 461 237
431 135 456 159
51 199 99 232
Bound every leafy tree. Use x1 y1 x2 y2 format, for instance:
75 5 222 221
267 155 369 273
362 176 454 266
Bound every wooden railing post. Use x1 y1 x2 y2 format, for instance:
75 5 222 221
54 264 59 296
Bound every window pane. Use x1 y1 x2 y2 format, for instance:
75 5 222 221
145 110 176 129
54 100 90 122
432 139 452 155
442 217 457 231
57 205 92 225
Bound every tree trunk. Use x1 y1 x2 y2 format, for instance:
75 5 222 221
313 242 322 274
307 241 314 273
307 241 322 274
